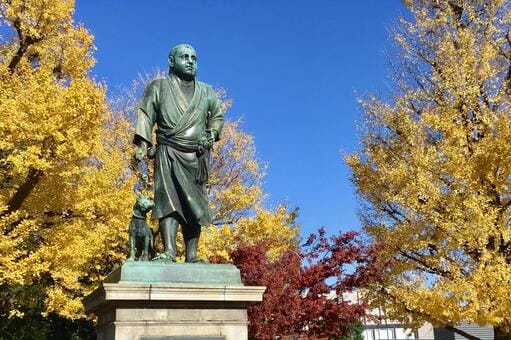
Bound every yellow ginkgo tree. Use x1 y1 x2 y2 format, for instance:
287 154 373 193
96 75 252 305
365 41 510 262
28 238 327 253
347 1 511 339
0 0 135 335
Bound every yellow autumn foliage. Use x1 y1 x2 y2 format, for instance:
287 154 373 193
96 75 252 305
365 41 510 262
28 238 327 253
0 0 135 320
200 206 298 261
347 0 511 336
0 1 298 326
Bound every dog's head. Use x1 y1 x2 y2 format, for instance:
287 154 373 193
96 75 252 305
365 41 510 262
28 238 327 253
135 192 154 214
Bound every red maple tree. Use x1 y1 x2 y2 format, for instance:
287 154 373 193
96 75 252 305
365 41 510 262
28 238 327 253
213 228 385 339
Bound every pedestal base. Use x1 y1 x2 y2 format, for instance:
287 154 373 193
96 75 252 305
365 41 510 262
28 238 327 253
83 263 265 340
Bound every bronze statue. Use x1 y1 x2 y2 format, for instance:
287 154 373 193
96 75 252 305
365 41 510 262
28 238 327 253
133 44 224 263
127 193 155 261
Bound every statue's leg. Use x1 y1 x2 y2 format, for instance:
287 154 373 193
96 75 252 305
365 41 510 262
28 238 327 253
149 230 155 259
183 221 202 263
158 215 179 262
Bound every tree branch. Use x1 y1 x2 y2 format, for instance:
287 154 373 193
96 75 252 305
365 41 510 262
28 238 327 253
397 249 453 277
7 16 43 73
1 167 44 217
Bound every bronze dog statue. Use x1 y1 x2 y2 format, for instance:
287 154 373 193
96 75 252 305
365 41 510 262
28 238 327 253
128 193 154 261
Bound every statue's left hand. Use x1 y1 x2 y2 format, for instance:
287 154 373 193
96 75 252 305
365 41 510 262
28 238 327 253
134 147 147 161
134 140 149 162
198 132 214 152
207 130 216 146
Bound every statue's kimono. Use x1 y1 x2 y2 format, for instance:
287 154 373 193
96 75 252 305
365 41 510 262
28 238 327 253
134 74 224 225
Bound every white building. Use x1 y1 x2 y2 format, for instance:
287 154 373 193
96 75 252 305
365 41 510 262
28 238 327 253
339 291 434 340
335 291 494 340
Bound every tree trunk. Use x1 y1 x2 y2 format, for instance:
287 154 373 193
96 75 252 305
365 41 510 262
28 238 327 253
494 327 511 340
2 167 43 216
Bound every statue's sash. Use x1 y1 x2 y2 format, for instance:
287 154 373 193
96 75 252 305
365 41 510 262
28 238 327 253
157 74 210 185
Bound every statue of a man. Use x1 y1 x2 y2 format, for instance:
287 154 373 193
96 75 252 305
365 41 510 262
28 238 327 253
133 44 224 263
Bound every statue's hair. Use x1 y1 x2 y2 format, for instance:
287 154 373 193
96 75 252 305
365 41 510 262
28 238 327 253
168 44 195 61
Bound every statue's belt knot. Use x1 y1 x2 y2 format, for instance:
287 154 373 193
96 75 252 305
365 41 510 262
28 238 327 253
156 134 210 185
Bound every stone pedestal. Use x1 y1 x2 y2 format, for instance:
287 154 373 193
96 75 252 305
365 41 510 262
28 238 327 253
83 262 265 340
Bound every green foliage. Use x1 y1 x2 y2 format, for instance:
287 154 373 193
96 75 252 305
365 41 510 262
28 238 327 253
341 321 365 340
0 283 94 339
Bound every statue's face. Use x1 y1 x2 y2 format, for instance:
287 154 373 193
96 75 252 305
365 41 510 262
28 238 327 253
170 46 197 81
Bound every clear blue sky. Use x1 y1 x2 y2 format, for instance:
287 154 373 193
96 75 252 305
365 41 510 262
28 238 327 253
74 0 406 238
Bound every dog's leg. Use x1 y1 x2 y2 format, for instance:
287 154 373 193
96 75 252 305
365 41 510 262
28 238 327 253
141 234 150 261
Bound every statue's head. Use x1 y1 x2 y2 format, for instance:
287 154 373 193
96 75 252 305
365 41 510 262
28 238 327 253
168 44 197 81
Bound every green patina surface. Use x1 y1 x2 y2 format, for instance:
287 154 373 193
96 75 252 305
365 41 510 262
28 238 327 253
104 261 242 286
133 43 225 264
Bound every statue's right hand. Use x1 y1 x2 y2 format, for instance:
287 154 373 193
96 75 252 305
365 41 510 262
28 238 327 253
134 147 147 161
